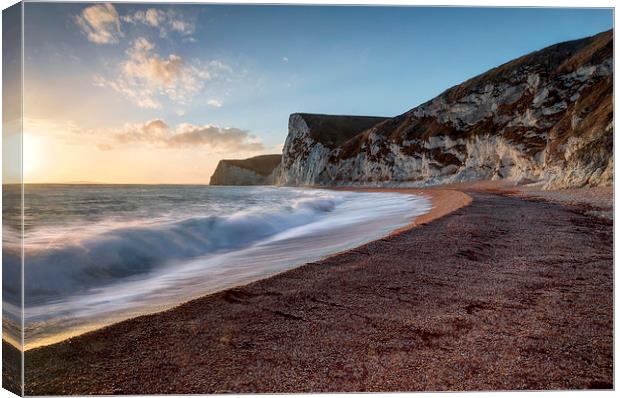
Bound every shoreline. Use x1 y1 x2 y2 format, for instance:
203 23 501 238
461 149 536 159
332 187 472 233
24 185 612 393
9 182 610 353
13 186 470 352
10 183 611 352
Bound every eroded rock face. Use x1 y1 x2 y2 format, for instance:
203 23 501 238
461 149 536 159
276 114 389 186
276 30 613 189
210 155 282 185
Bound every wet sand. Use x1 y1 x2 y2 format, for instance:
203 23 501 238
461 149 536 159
24 187 613 393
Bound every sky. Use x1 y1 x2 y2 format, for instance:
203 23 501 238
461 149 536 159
11 2 614 184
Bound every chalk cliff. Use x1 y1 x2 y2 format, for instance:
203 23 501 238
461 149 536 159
276 114 389 186
276 30 613 189
210 154 282 185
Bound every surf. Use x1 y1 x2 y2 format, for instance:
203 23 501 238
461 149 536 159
4 186 432 348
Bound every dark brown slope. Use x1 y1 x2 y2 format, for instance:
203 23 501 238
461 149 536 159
442 29 613 102
25 193 612 394
296 113 389 148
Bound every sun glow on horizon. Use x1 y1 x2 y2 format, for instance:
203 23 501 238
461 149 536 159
20 122 264 185
23 133 45 181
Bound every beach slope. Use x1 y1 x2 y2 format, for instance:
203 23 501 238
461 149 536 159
24 191 612 393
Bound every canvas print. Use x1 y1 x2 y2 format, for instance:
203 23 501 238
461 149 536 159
1 1 614 395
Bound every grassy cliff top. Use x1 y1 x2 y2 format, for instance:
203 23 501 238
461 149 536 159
294 113 389 148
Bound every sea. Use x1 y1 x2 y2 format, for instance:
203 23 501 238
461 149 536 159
2 184 431 349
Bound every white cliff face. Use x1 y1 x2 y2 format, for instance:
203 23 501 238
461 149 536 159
275 114 331 186
319 134 543 187
276 31 613 190
542 118 614 189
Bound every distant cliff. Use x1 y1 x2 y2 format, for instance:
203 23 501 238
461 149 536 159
210 154 282 185
276 30 613 189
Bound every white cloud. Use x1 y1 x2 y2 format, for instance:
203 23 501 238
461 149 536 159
93 73 161 109
122 37 184 91
170 18 194 35
207 99 223 108
282 57 289 62
75 3 122 44
123 9 161 26
94 38 231 108
122 8 195 38
75 5 196 44
99 119 264 153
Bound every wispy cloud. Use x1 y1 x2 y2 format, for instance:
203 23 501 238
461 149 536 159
75 4 225 109
76 4 196 44
93 73 161 109
122 8 196 38
96 119 264 152
207 99 223 108
94 38 231 108
169 18 195 36
122 8 164 27
75 3 123 44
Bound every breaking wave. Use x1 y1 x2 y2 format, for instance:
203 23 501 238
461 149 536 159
18 194 346 303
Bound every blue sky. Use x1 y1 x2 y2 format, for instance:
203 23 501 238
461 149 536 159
20 3 613 183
